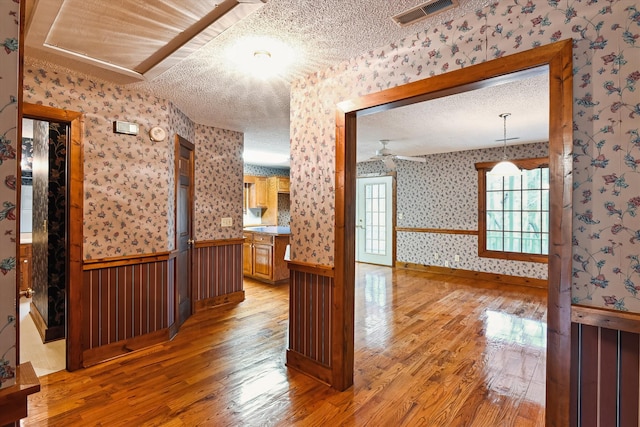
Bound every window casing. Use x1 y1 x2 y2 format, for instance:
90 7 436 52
475 157 549 263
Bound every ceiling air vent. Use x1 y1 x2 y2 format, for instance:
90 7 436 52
392 0 459 26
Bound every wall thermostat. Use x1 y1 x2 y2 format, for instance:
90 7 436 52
149 126 166 141
113 121 139 135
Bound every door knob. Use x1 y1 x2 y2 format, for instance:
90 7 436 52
187 239 194 245
19 288 35 298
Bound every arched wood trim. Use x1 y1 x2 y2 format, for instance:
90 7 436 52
22 103 85 371
334 40 573 426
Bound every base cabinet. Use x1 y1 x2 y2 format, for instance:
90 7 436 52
243 231 289 284
253 244 273 280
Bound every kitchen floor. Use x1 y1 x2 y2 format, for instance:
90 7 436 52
19 297 66 377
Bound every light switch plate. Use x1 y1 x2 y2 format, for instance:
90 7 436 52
221 217 233 227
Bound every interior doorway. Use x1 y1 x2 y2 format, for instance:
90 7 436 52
18 117 67 376
355 175 393 266
19 103 84 372
333 40 573 425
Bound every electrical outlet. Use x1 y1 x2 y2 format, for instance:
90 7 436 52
398 212 403 220
444 260 450 267
221 217 233 227
455 255 460 262
434 253 439 260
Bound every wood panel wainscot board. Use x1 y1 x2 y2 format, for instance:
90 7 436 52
571 321 640 426
286 261 334 386
82 253 175 367
193 239 245 311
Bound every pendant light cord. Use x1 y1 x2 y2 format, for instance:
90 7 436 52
499 112 511 160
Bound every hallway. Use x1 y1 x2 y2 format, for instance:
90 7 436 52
19 298 66 377
23 264 546 426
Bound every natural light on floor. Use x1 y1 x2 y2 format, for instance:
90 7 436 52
485 310 547 348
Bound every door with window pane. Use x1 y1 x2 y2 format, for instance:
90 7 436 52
356 176 393 266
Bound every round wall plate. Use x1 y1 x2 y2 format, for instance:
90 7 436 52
149 126 166 141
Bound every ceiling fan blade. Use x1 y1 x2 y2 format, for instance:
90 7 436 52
358 155 383 163
382 156 396 170
394 155 426 162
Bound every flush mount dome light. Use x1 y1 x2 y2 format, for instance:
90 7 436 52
228 36 297 78
253 50 271 60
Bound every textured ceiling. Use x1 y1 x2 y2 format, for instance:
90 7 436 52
23 0 549 167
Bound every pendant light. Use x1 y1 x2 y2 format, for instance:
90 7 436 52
488 113 521 176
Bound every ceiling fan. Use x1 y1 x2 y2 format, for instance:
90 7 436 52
361 140 426 170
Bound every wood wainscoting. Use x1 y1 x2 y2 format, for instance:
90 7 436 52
193 239 245 311
81 253 176 367
286 261 335 386
571 306 640 426
79 241 243 368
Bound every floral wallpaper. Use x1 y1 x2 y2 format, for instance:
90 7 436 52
243 164 290 177
23 60 244 257
290 0 640 312
0 0 19 389
23 60 173 259
31 120 49 329
30 120 67 337
358 142 549 279
194 124 243 240
277 193 291 227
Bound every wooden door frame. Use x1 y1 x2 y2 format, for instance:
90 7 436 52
21 103 84 371
334 40 573 426
174 135 195 328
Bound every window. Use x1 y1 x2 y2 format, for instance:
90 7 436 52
475 157 549 263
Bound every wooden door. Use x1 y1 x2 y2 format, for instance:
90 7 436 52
22 103 83 371
176 135 194 327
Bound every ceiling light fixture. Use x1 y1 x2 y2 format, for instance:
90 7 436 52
253 50 272 60
228 36 297 79
488 113 521 176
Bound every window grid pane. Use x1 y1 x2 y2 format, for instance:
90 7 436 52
364 183 386 256
484 167 549 256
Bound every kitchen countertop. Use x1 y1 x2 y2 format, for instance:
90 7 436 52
243 226 291 235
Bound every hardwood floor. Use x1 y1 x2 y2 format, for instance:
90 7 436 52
23 264 546 426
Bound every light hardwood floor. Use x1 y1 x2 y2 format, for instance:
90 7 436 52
19 298 66 377
23 264 546 426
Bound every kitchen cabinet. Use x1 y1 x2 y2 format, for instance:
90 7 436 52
262 176 290 225
19 243 32 294
244 176 268 209
273 176 290 193
243 228 290 284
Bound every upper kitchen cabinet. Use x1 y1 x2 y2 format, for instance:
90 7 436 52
273 176 289 193
262 176 290 225
244 176 269 209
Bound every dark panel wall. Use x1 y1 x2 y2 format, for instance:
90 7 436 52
289 270 333 367
82 260 172 350
193 243 243 301
572 323 640 426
